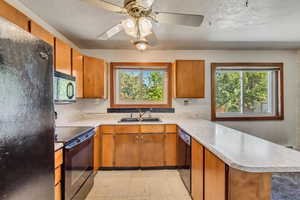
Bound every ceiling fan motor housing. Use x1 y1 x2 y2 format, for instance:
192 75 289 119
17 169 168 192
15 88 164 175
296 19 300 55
124 0 151 18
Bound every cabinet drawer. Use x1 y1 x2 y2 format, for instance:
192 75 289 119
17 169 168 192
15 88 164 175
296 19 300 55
55 166 61 185
165 125 177 133
101 125 115 134
55 149 63 169
141 125 164 133
115 125 140 134
55 182 62 200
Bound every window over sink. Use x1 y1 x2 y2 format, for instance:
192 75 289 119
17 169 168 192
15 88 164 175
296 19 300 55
211 63 284 121
110 62 172 108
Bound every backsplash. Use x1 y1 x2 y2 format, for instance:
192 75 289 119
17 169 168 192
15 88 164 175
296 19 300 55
54 98 210 123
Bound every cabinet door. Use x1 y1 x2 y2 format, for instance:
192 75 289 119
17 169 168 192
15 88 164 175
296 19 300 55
0 1 29 31
101 134 114 167
114 134 140 167
141 134 164 167
72 49 83 98
83 56 106 98
54 38 71 75
30 21 54 46
93 127 101 172
191 139 204 200
164 133 177 166
228 168 271 200
204 149 226 200
175 60 205 98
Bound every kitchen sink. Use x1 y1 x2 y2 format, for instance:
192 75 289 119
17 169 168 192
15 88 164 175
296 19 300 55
119 118 140 122
141 117 161 122
119 117 161 123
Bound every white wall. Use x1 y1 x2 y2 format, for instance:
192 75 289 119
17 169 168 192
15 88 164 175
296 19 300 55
296 50 300 148
78 49 298 147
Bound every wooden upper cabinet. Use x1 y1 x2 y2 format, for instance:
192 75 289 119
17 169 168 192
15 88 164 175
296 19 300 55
71 49 84 98
0 1 29 31
175 60 205 98
54 38 71 75
83 56 107 98
30 21 54 46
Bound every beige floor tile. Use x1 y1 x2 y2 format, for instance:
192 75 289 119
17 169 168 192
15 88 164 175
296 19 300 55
86 170 191 200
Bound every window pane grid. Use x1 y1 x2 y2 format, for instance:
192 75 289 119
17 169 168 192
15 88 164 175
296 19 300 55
216 69 278 117
115 68 168 105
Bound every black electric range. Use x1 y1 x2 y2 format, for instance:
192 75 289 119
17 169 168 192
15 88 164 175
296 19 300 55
55 126 95 200
55 126 94 143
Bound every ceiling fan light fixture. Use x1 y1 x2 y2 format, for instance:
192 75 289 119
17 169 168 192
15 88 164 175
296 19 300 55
139 17 152 37
135 40 148 51
124 18 135 29
122 18 138 37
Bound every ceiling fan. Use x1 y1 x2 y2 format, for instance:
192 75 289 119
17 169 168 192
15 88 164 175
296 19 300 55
82 0 204 51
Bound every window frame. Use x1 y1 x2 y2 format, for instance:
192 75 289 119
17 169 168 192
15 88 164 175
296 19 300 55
211 63 284 121
110 62 172 108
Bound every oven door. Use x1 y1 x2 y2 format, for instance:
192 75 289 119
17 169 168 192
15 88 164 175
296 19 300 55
64 136 93 200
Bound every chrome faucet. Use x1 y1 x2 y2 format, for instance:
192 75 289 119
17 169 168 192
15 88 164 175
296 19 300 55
138 109 152 119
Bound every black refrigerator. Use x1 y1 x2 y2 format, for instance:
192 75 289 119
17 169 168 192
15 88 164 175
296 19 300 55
0 17 55 200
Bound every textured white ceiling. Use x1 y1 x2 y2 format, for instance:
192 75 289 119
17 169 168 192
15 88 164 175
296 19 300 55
19 0 300 49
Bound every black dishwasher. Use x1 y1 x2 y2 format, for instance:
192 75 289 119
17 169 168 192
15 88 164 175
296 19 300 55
177 128 191 193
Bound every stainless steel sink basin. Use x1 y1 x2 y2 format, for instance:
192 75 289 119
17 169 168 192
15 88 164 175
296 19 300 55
141 117 161 122
119 118 140 122
119 117 161 123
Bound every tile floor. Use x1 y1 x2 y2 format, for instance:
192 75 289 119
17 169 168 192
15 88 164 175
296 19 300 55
86 170 192 200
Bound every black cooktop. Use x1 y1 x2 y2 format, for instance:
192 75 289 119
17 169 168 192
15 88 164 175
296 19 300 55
55 126 94 143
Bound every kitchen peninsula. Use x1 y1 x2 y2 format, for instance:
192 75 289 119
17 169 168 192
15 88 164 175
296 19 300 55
57 116 300 200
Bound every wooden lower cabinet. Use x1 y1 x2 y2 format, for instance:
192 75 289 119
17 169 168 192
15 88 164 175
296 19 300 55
228 168 271 200
93 127 101 173
101 134 114 167
204 149 226 200
55 182 62 200
54 150 63 200
114 134 140 167
191 139 204 200
140 134 164 167
100 125 178 168
164 133 177 166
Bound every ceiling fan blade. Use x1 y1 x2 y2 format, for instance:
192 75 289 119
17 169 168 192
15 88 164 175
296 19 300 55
155 12 204 27
82 0 126 13
137 0 155 8
97 23 123 40
146 32 158 46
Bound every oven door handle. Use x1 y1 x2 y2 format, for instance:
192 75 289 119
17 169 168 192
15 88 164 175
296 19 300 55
64 131 95 150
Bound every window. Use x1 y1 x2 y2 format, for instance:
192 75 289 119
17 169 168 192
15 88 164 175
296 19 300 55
211 63 284 121
110 63 172 108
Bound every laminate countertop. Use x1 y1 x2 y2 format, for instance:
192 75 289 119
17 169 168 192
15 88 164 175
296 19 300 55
54 143 63 151
56 117 300 173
